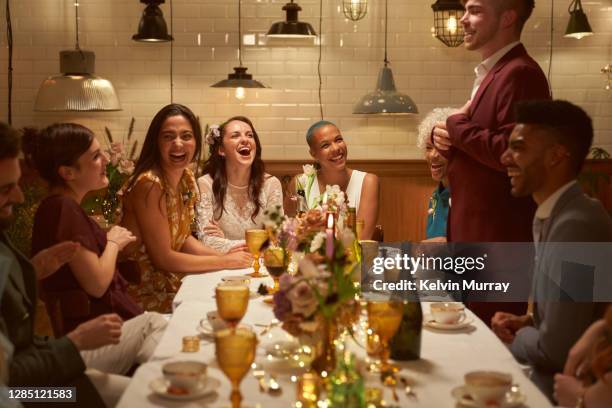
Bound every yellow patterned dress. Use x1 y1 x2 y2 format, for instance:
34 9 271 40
119 169 198 313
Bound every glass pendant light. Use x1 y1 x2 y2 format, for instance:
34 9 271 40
133 0 173 42
267 0 317 38
353 0 417 115
211 0 267 97
564 0 593 39
34 1 120 111
343 0 368 22
431 0 465 47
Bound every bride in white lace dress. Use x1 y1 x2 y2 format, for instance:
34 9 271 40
197 116 283 253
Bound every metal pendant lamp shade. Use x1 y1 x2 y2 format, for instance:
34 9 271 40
564 0 593 39
211 67 267 89
267 1 317 38
35 50 121 112
431 0 465 47
133 0 173 42
353 65 418 114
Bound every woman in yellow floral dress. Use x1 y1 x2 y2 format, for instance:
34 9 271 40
119 104 251 312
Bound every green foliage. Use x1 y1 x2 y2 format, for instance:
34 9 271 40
5 183 46 257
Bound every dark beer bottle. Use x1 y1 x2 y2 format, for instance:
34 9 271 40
389 301 423 361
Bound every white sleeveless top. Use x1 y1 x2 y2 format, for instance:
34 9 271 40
305 170 367 212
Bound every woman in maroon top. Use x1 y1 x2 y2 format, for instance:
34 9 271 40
24 123 142 333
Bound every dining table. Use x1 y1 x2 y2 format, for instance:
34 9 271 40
117 269 554 407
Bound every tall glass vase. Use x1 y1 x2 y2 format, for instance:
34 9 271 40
311 318 338 376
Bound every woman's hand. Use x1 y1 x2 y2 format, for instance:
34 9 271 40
554 374 584 407
202 220 225 238
564 319 607 376
106 226 137 251
222 251 252 269
228 243 249 253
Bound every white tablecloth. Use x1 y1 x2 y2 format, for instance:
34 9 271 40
118 270 553 407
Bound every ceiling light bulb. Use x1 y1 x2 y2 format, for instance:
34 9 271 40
235 87 246 100
446 16 458 34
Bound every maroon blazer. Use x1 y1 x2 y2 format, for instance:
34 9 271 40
443 44 550 242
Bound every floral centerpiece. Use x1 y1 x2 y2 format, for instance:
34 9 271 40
82 119 138 224
269 191 360 374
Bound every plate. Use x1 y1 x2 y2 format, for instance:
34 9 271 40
424 314 474 330
451 385 526 408
149 376 220 401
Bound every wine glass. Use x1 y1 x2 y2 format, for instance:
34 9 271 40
245 229 268 278
215 327 257 408
263 246 287 294
215 283 249 328
367 301 403 373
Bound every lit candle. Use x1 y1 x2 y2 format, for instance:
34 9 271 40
326 212 335 259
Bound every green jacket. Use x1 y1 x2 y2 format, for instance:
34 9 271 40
0 233 105 407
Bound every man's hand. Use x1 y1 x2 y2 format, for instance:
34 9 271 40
66 314 123 351
491 312 532 344
432 121 452 151
31 241 80 280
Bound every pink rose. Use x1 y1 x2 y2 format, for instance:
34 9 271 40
110 142 124 154
287 281 318 318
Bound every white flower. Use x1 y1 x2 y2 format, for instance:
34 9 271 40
298 257 319 279
302 164 316 177
334 191 346 208
205 124 221 145
326 184 341 196
297 174 308 191
118 158 135 175
309 231 326 253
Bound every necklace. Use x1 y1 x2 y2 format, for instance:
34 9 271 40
228 181 248 189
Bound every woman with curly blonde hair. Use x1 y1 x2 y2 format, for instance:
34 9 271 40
417 108 455 241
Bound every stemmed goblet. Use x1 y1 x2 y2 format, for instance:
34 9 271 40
367 301 403 374
245 229 268 278
215 283 250 329
263 246 287 294
215 327 257 408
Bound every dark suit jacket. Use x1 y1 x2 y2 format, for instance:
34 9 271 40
0 233 104 407
444 43 550 242
511 184 612 399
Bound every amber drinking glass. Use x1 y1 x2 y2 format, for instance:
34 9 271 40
367 301 403 373
263 246 286 294
215 283 249 328
245 229 268 278
215 327 257 408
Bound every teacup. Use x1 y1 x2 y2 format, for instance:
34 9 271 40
464 371 512 405
430 302 465 324
207 310 228 332
162 361 208 391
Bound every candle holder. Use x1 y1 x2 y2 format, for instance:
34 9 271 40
182 336 200 352
296 372 321 407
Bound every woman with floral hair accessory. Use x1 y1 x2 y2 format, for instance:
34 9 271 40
417 108 454 241
197 116 283 253
290 120 379 240
119 105 252 313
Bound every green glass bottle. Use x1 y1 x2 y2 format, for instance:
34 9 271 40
389 301 423 361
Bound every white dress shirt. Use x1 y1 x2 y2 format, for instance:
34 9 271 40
471 41 521 99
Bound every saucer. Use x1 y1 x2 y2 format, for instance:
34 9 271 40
196 319 219 340
149 376 220 401
424 314 473 330
451 385 526 408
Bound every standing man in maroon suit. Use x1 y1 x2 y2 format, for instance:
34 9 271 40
432 0 550 324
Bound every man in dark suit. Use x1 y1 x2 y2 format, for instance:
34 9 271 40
0 122 124 407
492 100 612 400
432 0 551 323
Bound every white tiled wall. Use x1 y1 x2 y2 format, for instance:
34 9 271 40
1 0 611 160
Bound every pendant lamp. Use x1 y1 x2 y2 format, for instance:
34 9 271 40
211 0 267 99
34 2 120 111
353 0 417 115
431 0 465 47
343 0 368 22
267 0 317 38
133 0 173 42
564 0 593 39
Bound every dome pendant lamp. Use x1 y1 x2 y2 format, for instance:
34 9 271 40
34 1 120 111
267 0 317 38
133 0 173 42
564 0 593 39
353 0 418 115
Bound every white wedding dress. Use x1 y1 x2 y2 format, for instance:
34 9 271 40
196 174 283 253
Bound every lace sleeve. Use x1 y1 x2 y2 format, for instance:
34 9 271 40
263 176 284 215
196 176 244 253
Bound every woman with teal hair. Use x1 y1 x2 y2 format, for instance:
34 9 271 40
292 120 379 240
